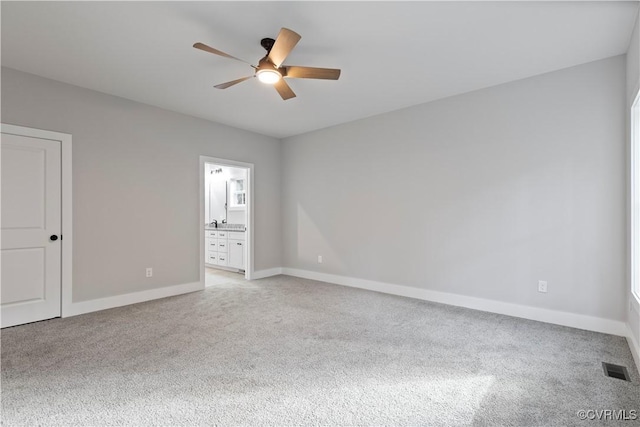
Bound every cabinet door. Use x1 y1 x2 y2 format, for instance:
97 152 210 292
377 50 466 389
228 240 244 269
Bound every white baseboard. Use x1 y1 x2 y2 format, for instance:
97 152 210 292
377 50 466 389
65 281 203 317
251 267 283 280
282 268 627 337
628 325 640 375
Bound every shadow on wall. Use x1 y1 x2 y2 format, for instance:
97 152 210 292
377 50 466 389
295 204 345 273
291 153 581 304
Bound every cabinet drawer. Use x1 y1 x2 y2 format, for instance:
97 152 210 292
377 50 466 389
216 239 228 253
207 253 217 264
207 230 217 238
217 231 227 238
207 239 217 250
227 231 245 241
217 253 228 266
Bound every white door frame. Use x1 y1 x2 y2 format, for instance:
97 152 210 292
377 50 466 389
199 156 254 285
1 123 73 318
632 88 640 304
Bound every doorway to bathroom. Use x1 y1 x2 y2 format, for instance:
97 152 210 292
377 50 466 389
199 156 253 287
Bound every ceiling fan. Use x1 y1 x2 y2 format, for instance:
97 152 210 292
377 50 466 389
193 28 341 100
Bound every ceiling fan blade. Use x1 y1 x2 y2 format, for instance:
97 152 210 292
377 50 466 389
284 66 341 80
214 76 253 89
268 28 301 68
193 42 251 65
274 78 296 100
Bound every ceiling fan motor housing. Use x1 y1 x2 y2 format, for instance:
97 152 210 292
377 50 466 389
258 56 284 72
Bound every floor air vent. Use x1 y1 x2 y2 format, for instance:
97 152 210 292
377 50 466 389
602 362 631 381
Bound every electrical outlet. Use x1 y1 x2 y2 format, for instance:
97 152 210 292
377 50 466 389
538 280 547 293
146 267 153 278
318 255 323 264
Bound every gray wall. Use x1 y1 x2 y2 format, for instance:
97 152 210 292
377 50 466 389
1 67 282 302
282 56 627 322
626 10 640 348
628 11 639 101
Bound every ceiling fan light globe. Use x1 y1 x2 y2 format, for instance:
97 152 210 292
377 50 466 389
256 69 281 84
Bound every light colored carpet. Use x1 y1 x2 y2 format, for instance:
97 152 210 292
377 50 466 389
1 273 638 426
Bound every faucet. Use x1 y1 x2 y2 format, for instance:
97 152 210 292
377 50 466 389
210 219 218 228
222 219 227 224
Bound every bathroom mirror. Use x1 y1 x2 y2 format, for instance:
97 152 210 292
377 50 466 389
209 179 227 223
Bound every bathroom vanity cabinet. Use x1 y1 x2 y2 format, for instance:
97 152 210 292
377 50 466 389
205 229 245 270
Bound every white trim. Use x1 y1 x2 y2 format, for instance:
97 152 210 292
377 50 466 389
66 281 202 317
628 297 640 374
0 123 73 320
252 267 283 280
199 156 254 283
282 268 627 336
631 89 640 305
627 325 640 376
199 158 206 290
61 133 73 317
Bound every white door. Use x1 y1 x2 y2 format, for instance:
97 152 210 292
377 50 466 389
1 132 62 327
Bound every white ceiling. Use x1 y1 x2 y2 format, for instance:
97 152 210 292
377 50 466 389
2 1 638 138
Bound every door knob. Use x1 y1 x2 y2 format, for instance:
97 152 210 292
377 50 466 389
50 235 58 241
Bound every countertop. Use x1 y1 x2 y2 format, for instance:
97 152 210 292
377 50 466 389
205 224 246 232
